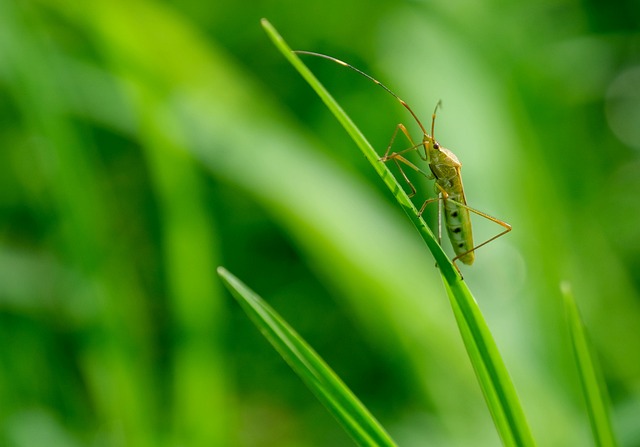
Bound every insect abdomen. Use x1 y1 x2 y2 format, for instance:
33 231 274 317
443 196 474 265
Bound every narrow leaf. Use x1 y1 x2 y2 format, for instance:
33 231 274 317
217 267 397 447
562 282 618 447
261 18 535 446
259 18 458 284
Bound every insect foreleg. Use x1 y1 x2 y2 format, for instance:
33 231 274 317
381 123 430 163
381 123 415 159
379 123 432 197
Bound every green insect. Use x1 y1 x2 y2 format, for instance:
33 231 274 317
295 51 511 269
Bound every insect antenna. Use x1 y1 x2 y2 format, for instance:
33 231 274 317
294 51 429 137
431 100 442 144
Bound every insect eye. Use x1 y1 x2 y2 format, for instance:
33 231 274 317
433 143 439 149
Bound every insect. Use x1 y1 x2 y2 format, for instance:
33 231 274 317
295 51 511 269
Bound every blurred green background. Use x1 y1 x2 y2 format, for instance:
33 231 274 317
1 0 640 446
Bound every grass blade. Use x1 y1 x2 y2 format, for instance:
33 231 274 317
562 283 618 447
443 280 534 446
259 18 458 285
261 18 535 446
217 267 397 447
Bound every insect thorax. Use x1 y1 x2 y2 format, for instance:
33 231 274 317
427 144 461 180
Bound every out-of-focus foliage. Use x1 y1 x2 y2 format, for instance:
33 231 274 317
0 0 638 446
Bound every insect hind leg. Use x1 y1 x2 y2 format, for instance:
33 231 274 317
417 193 510 277
443 197 512 264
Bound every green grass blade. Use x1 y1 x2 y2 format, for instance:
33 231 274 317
443 280 535 446
562 283 618 447
217 267 397 447
259 18 458 285
261 18 535 446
